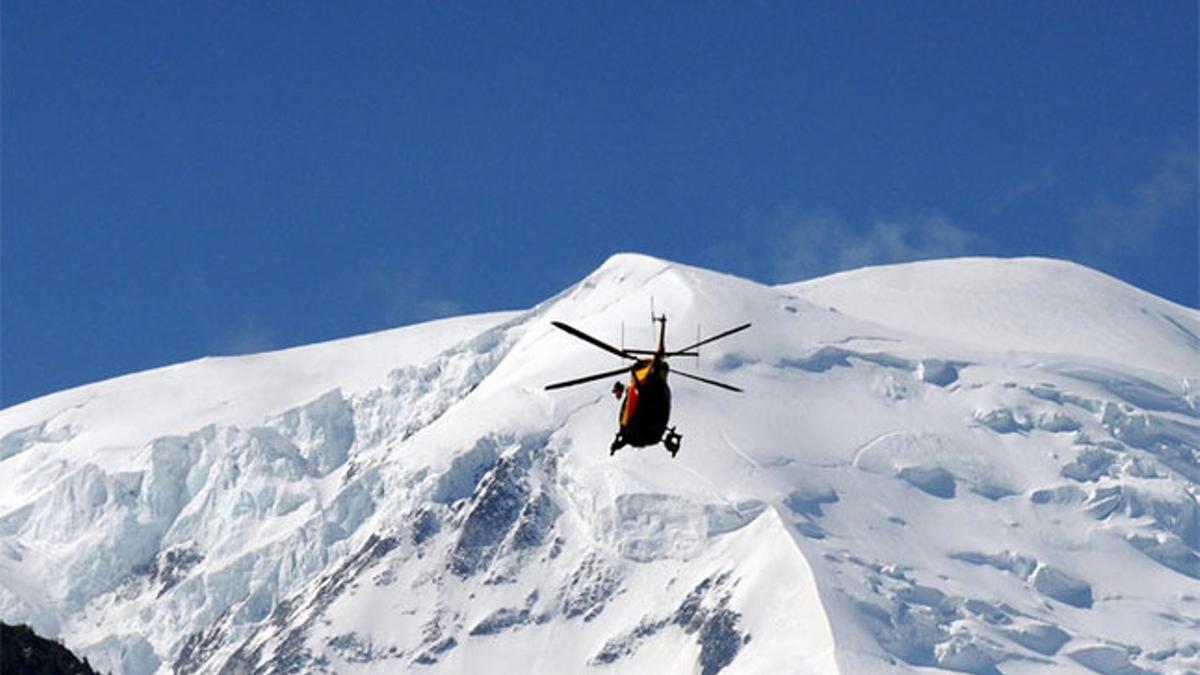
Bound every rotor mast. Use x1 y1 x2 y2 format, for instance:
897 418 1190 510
653 314 668 360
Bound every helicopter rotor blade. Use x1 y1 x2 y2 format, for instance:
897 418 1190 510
551 321 636 360
666 322 751 356
544 365 634 391
672 369 743 392
624 349 698 357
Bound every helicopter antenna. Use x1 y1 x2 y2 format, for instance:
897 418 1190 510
620 321 625 366
650 296 657 355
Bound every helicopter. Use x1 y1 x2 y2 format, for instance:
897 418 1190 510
544 314 750 457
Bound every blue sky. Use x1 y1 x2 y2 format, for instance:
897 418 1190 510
3 1 1197 406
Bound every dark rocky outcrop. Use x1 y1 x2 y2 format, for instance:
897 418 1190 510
1 622 102 675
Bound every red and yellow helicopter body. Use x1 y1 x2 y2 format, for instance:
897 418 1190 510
617 358 670 447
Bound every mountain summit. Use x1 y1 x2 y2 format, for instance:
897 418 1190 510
1 255 1197 674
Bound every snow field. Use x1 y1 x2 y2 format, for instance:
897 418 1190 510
1 252 1197 674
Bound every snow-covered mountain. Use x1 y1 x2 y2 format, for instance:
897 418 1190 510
1 254 1198 675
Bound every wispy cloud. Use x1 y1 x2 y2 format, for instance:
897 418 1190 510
1074 145 1198 266
982 164 1057 219
711 144 1194 293
761 208 979 283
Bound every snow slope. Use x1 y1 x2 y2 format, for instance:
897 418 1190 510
1 254 1198 675
783 257 1198 377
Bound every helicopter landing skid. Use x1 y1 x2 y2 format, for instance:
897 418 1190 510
610 433 626 456
663 427 681 458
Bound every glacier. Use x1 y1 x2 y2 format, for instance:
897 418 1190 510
1 253 1198 674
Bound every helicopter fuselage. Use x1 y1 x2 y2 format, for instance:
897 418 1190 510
618 359 671 447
